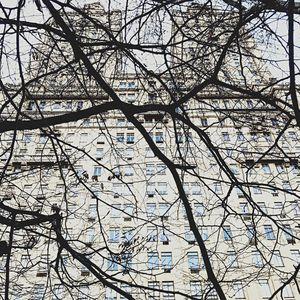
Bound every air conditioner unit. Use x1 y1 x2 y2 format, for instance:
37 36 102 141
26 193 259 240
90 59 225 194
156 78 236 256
81 270 90 276
190 268 200 274
36 269 47 277
287 238 296 245
249 239 256 246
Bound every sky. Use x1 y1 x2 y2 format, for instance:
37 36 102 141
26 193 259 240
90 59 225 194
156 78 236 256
0 0 299 84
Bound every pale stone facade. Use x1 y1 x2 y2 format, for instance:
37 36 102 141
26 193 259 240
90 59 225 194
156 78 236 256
0 2 299 300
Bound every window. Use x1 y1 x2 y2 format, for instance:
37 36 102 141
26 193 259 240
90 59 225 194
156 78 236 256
59 255 68 271
111 204 121 218
159 227 170 242
290 249 300 262
21 254 31 268
122 227 133 242
187 252 199 270
123 203 134 216
0 255 7 272
157 163 166 174
105 287 117 300
128 81 136 89
162 281 174 300
155 132 163 143
288 131 297 141
223 225 232 241
264 225 275 240
23 133 32 144
88 204 97 220
227 251 238 268
283 181 292 191
204 283 218 300
281 280 294 298
148 281 160 300
96 148 104 159
124 165 134 176
147 183 155 196
200 227 209 241
126 133 134 144
119 81 126 88
276 163 285 173
183 182 190 195
107 255 118 271
273 202 284 216
146 164 155 175
86 228 95 244
240 202 249 214
252 185 262 194
159 203 170 217
146 147 154 157
117 118 126 126
283 225 294 243
147 226 157 242
148 252 159 270
258 279 272 298
39 134 47 144
262 164 271 174
252 251 263 267
161 252 172 270
38 254 48 274
157 182 167 195
121 253 132 270
290 163 299 175
271 250 284 267
201 118 208 126
116 133 125 142
125 147 134 158
251 132 258 141
39 101 46 110
52 101 61 111
247 100 253 109
263 132 272 142
257 202 267 214
146 203 156 217
109 228 119 243
127 93 136 103
32 284 45 300
194 202 204 216
190 281 202 299
93 166 102 176
191 183 201 195
237 132 245 141
222 132 230 141
230 164 238 175
120 284 132 300
232 282 245 299
77 101 83 110
52 284 64 300
184 226 195 242
213 182 223 194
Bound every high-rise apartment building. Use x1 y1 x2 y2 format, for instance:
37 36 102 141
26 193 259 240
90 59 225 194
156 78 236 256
0 2 299 300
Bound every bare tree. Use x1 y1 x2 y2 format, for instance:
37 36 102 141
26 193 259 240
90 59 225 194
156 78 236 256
0 1 299 299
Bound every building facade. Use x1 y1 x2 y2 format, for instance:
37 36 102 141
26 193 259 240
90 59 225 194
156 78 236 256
0 2 299 300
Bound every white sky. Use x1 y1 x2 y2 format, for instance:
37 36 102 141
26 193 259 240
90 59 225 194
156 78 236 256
0 0 299 83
